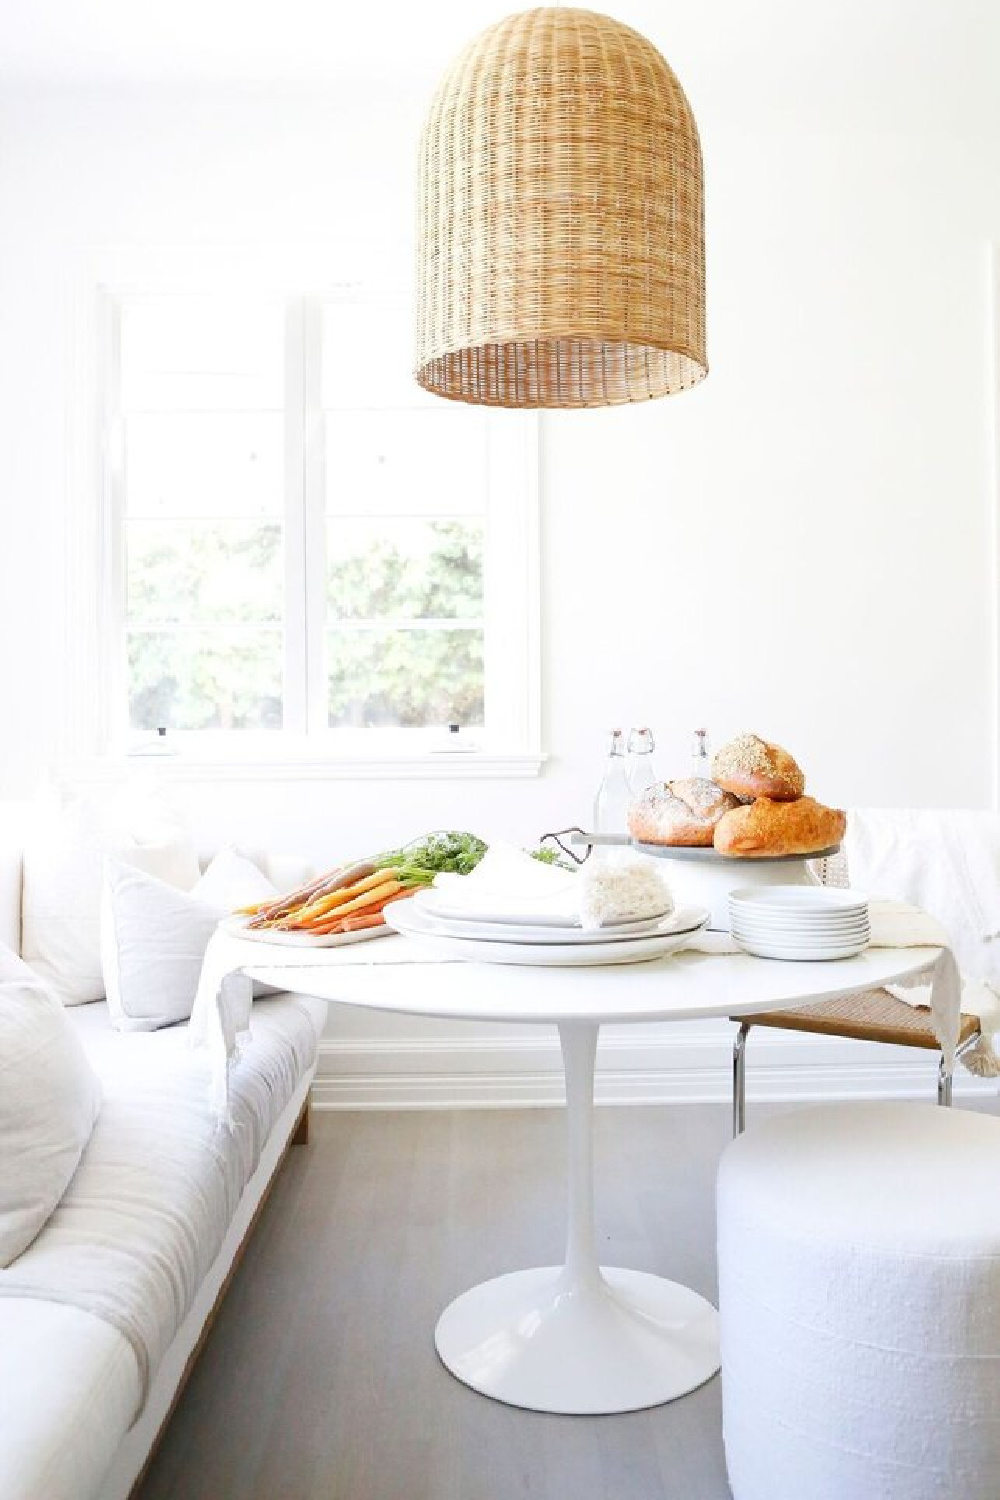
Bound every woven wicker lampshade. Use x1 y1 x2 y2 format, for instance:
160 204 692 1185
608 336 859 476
415 6 706 409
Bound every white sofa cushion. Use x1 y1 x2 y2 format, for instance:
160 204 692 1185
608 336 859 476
0 1300 139 1500
101 849 278 1032
0 995 324 1424
0 947 102 1266
22 790 200 1006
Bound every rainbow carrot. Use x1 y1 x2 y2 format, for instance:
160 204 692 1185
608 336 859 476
294 880 403 930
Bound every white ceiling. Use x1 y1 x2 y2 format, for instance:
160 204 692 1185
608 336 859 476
0 0 996 131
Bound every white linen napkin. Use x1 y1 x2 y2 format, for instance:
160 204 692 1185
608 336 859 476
430 843 672 930
431 844 580 921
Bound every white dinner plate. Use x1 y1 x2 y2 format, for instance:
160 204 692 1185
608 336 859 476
731 927 871 945
420 894 674 931
730 910 869 929
732 934 869 961
730 916 870 937
730 918 869 934
730 935 869 956
386 901 711 966
414 893 707 946
729 903 869 920
729 886 868 915
730 931 870 951
219 915 394 949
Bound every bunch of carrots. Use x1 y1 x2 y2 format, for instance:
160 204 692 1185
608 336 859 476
236 859 430 937
236 833 489 938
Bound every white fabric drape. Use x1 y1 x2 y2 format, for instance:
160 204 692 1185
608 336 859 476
845 809 1000 1072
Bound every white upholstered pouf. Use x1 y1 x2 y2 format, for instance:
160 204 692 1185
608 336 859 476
717 1102 1000 1500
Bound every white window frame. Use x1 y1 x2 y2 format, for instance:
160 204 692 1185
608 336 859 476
992 244 1000 811
68 265 542 780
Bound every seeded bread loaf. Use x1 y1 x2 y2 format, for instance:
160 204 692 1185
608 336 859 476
712 733 805 802
628 778 742 847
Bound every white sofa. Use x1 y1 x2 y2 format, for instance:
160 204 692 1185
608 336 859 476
0 827 326 1500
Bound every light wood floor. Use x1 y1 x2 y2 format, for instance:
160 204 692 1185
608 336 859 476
136 1103 736 1500
145 1093 1000 1500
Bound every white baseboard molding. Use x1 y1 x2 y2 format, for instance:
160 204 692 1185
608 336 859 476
311 1030 999 1110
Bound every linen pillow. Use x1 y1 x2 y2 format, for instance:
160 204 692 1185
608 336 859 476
101 848 279 1032
22 789 201 1006
0 945 102 1265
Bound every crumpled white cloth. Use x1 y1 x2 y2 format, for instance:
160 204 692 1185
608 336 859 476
688 899 962 1069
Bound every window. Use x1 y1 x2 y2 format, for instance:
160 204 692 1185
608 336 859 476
96 288 539 768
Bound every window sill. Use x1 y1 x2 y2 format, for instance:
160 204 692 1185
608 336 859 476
74 750 548 783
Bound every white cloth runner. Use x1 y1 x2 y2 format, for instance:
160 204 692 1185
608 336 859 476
189 928 460 1125
846 809 1000 1074
688 899 961 1068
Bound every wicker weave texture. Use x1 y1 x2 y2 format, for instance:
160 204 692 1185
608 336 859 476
415 7 707 408
744 991 980 1050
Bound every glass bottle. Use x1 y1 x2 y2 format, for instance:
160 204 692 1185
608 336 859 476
691 727 711 780
594 729 630 835
626 727 657 799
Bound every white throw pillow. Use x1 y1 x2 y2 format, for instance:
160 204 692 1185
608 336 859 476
101 849 278 1032
21 789 200 1006
0 946 102 1265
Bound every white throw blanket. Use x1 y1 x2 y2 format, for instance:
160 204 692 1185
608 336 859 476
0 995 321 1420
845 809 1000 1074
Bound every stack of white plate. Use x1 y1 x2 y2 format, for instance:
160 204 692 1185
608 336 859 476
729 886 870 961
384 891 710 967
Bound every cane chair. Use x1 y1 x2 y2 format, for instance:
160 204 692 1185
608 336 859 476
731 850 982 1136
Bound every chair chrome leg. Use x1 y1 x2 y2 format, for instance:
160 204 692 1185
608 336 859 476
733 1023 749 1137
938 1035 983 1108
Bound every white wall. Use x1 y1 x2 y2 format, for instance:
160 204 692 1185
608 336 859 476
0 77 997 1101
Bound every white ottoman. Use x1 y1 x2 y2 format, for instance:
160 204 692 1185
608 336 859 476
717 1102 1000 1500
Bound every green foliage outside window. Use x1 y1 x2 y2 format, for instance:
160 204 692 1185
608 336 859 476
127 519 484 732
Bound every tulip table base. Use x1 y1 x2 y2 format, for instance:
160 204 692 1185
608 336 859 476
240 940 941 1414
434 1021 720 1413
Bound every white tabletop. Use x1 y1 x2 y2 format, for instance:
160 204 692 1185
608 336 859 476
237 932 941 1027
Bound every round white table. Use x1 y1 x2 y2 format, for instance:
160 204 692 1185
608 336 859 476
241 936 942 1417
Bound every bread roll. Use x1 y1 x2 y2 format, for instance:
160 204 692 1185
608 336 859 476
713 733 805 802
713 796 846 858
628 778 742 847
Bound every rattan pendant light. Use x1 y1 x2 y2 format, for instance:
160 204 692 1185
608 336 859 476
415 6 706 409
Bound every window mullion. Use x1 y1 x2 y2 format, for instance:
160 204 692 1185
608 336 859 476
103 293 128 751
283 300 309 734
302 297 327 734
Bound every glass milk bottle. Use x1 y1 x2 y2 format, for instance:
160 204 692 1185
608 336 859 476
594 730 630 836
626 727 657 800
691 727 711 780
